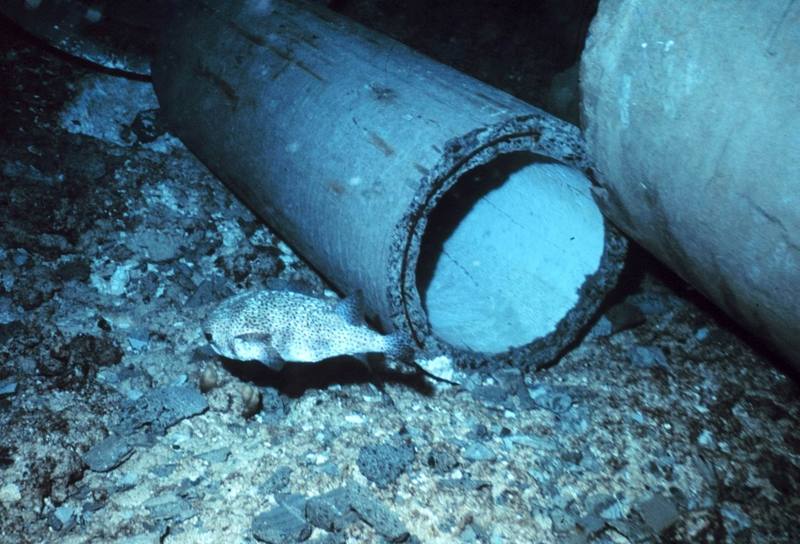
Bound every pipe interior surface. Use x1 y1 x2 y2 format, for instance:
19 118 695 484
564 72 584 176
418 153 605 353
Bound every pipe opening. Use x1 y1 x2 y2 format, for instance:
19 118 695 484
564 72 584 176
416 151 606 353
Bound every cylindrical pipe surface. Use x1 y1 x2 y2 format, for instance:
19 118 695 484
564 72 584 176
154 0 626 368
581 0 800 367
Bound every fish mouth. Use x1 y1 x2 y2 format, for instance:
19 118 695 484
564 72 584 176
202 329 223 356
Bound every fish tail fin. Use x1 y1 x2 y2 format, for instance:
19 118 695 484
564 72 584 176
386 329 416 364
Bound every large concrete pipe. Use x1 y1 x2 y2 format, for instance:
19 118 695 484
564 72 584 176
581 0 800 367
153 0 627 368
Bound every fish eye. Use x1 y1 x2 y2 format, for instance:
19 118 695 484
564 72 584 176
204 332 213 343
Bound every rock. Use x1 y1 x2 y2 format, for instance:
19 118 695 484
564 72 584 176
629 346 669 369
150 463 178 478
720 502 752 537
307 535 346 544
305 487 358 532
504 434 558 451
252 494 311 543
528 384 573 414
171 261 197 292
436 478 492 492
144 494 197 523
415 354 457 384
90 261 133 297
0 446 14 468
757 451 800 496
196 447 230 464
11 249 29 267
588 315 614 338
55 258 91 282
459 521 491 543
462 442 496 462
0 378 17 398
137 270 160 302
304 484 411 542
261 466 293 495
185 274 233 308
118 384 208 436
586 493 626 521
628 292 677 316
129 108 166 143
605 302 646 334
0 296 21 325
0 321 27 350
127 228 183 263
549 508 577 533
492 368 536 409
0 483 22 505
83 497 107 513
261 387 288 416
82 435 134 472
426 446 459 474
470 384 508 408
635 495 680 534
53 333 124 373
47 449 86 505
13 272 57 310
348 484 409 543
467 424 491 440
356 440 415 488
577 514 605 535
126 329 150 352
697 429 715 448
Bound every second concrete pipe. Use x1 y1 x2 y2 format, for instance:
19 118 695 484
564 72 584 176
581 0 800 368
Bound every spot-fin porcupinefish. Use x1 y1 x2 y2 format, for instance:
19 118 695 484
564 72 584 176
203 289 412 371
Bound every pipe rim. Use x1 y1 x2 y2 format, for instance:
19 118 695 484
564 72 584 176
391 113 627 368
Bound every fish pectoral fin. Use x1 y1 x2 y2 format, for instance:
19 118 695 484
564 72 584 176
257 342 284 368
258 348 285 371
231 333 284 370
335 289 366 325
234 332 272 344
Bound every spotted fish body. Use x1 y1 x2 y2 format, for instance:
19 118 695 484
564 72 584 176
203 289 405 371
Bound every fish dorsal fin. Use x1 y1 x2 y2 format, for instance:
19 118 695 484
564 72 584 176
335 290 365 325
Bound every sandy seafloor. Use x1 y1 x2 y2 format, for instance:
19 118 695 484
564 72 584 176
1 3 799 543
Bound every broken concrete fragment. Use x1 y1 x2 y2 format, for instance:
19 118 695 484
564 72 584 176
252 494 312 543
302 484 411 542
356 440 415 488
636 494 680 534
117 384 208 436
605 302 646 334
0 378 17 397
528 384 573 414
305 487 358 533
82 435 133 472
629 346 669 370
348 484 409 543
127 228 183 263
144 494 197 523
